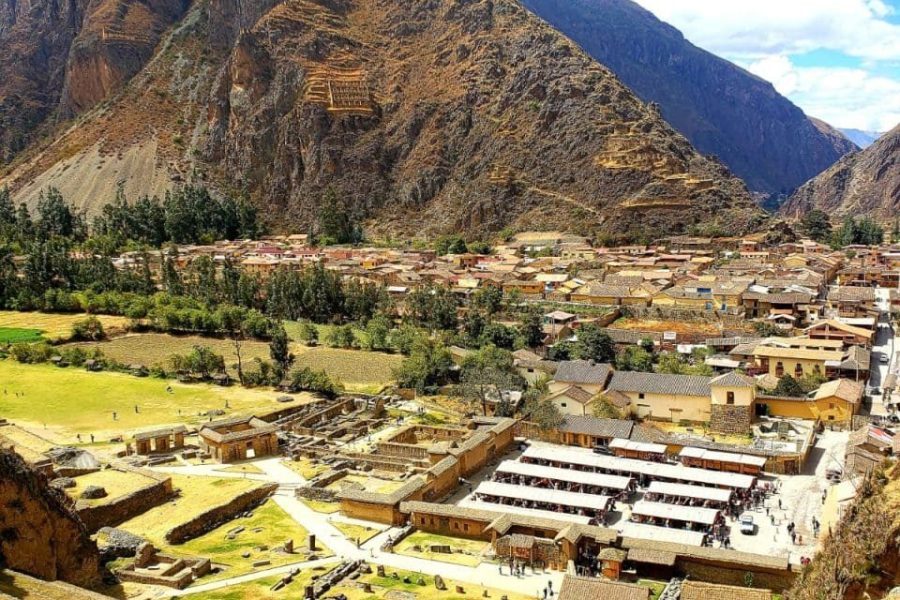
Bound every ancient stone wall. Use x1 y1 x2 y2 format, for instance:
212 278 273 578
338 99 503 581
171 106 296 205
165 483 277 544
709 404 752 435
678 559 795 592
0 449 103 588
76 471 174 532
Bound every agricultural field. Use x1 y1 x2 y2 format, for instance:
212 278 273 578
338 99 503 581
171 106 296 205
0 327 44 343
117 474 264 544
62 332 401 392
0 361 303 439
393 532 488 567
174 500 331 583
0 311 130 342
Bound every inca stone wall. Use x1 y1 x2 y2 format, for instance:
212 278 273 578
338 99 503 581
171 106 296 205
709 404 752 435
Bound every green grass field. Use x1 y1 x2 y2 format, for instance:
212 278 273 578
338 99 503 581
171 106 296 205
0 361 306 438
0 327 44 343
174 500 331 583
393 532 488 567
118 475 264 543
181 570 322 600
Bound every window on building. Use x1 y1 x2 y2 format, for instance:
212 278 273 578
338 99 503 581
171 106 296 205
560 402 567 408
638 393 645 400
775 361 784 377
464 524 469 532
726 391 735 405
794 363 804 378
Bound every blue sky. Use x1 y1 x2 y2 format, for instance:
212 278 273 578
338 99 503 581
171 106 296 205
633 0 900 132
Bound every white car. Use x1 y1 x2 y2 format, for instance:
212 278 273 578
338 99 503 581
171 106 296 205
739 514 756 535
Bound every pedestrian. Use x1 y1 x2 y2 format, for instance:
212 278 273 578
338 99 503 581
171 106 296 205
90 434 94 443
499 564 503 575
778 498 782 510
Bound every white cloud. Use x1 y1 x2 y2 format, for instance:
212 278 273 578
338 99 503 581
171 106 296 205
633 0 900 61
632 0 900 130
744 56 900 131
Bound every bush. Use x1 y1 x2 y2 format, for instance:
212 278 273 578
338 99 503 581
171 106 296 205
286 367 343 398
9 342 53 364
71 316 105 341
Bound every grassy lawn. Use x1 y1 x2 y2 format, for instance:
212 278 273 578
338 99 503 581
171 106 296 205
0 311 129 342
329 568 532 600
638 579 668 600
175 500 331 583
0 327 44 343
67 469 158 506
300 499 341 514
393 532 488 567
63 332 401 392
181 570 321 600
118 474 264 543
327 474 405 495
332 521 383 545
281 458 329 480
216 463 265 475
0 361 302 438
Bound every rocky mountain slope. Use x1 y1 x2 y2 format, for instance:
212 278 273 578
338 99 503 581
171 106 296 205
0 0 765 239
520 0 858 197
0 0 190 165
0 448 103 588
781 125 900 220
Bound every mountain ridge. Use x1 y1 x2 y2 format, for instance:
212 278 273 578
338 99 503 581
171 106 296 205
519 0 858 197
0 0 765 240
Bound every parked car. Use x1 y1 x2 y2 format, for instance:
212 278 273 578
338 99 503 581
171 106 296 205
592 445 612 455
881 354 890 365
739 514 756 535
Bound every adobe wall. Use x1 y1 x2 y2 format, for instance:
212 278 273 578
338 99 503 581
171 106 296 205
165 483 277 544
77 471 174 532
409 511 491 541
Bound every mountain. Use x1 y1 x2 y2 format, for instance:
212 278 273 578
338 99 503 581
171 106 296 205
839 128 885 149
519 0 858 197
781 125 900 220
0 0 764 240
0 0 191 165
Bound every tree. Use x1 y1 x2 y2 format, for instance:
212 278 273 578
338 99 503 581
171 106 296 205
592 394 624 419
773 375 805 398
364 314 392 351
326 324 356 348
519 307 544 349
297 321 319 345
392 338 453 393
480 322 517 350
71 316 105 341
655 351 713 376
471 285 503 316
287 367 343 398
268 324 294 378
522 390 564 433
616 346 653 372
162 251 184 296
456 346 524 416
574 324 615 363
801 209 832 242
36 187 83 240
318 187 361 244
171 346 226 380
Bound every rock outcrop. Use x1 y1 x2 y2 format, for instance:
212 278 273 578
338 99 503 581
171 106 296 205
0 0 188 165
520 0 858 197
2 0 764 240
0 448 103 588
781 124 900 220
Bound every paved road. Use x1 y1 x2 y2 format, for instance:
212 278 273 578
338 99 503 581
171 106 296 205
868 289 897 417
150 457 564 599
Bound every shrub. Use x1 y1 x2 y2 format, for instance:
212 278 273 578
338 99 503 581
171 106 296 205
71 316 105 341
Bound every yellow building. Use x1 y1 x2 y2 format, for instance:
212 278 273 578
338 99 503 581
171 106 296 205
606 371 713 423
751 345 843 379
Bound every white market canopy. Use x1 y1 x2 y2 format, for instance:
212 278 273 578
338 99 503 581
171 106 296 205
523 445 755 490
495 460 633 491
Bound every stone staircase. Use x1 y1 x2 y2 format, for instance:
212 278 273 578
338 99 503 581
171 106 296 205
658 577 685 600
